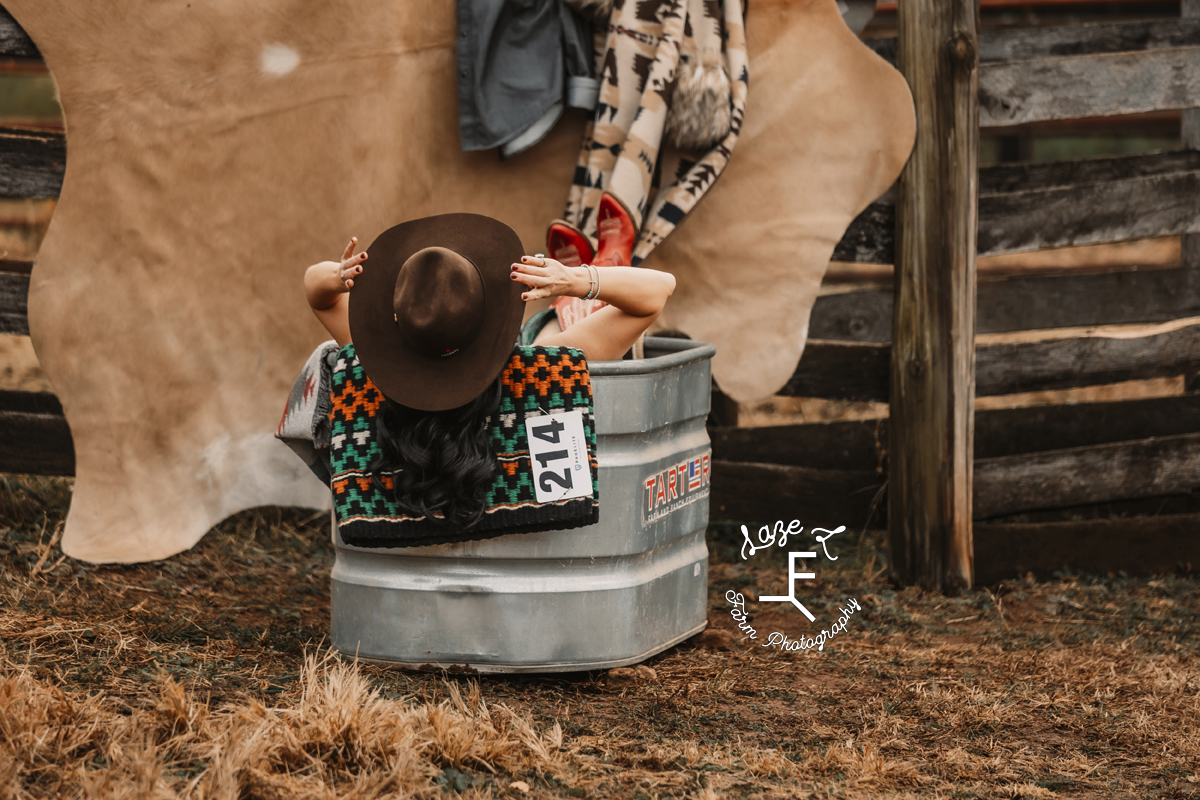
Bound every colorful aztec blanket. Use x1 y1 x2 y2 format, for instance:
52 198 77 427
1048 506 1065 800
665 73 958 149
330 343 600 548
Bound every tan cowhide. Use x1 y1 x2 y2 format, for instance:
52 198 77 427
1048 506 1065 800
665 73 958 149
10 0 913 562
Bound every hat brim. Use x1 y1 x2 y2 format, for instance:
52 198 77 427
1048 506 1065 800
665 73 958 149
349 213 526 411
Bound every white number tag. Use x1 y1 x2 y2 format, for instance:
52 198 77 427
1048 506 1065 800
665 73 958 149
525 409 593 503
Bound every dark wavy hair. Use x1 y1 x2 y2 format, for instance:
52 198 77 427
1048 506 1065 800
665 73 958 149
367 377 502 529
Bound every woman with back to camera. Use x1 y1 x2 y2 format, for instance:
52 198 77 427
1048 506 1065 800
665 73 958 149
302 213 675 544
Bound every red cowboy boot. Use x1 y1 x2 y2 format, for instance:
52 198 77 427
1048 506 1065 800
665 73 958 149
547 219 604 331
546 219 594 267
546 220 607 331
593 192 636 266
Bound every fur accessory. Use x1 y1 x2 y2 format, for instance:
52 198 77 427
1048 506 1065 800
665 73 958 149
664 0 734 151
665 51 733 151
561 0 614 22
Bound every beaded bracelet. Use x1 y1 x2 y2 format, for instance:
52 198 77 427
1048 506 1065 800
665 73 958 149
582 264 599 300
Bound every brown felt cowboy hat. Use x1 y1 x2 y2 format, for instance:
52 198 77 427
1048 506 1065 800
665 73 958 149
349 213 526 411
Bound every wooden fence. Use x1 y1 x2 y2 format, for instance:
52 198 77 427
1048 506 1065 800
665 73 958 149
1 5 1199 587
712 6 1200 587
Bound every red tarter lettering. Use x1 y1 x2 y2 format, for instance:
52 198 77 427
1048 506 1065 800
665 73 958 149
645 475 657 511
655 474 667 507
667 468 678 500
679 461 689 492
702 454 710 484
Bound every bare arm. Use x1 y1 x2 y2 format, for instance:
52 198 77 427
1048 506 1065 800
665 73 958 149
510 256 676 362
305 237 367 346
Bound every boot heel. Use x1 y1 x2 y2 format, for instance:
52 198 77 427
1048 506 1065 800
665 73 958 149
593 193 636 267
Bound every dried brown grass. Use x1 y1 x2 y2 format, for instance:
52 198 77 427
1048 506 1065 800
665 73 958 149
2 652 565 799
3 477 1199 799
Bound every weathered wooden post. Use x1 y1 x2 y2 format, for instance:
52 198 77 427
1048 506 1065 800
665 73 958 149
889 0 979 592
1184 0 1200 396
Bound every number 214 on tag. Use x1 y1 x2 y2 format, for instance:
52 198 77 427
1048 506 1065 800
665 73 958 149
525 410 592 503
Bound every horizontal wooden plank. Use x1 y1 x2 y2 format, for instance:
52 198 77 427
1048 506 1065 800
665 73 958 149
975 268 1200 335
0 389 62 415
784 320 1200 401
981 19 1200 62
980 149 1200 195
975 432 1200 519
867 19 1200 67
832 151 1200 264
830 197 894 264
708 459 884 529
0 270 28 335
974 512 1200 583
710 418 886 473
0 259 33 275
988 149 1200 242
711 395 1200 470
0 127 64 199
0 408 74 476
809 291 892 343
810 266 1200 342
0 390 72 476
979 152 1200 255
975 394 1200 459
0 6 40 59
777 340 889 402
869 21 1200 125
980 48 1200 127
976 319 1200 396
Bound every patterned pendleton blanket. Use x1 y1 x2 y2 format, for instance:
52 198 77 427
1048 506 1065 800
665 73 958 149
329 343 600 548
275 340 341 483
564 0 749 265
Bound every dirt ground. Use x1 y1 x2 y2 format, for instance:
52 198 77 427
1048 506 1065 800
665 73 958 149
2 477 1197 799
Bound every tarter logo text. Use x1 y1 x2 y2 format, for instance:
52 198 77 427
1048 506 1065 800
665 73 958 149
642 452 711 524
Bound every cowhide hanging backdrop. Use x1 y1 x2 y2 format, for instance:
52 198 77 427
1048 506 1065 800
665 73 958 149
8 0 914 562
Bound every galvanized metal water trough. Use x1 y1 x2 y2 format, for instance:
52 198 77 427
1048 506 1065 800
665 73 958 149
330 336 715 672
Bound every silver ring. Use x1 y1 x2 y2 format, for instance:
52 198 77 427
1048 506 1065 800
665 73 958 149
534 253 545 258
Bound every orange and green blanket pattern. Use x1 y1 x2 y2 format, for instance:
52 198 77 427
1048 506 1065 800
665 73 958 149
329 344 599 548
